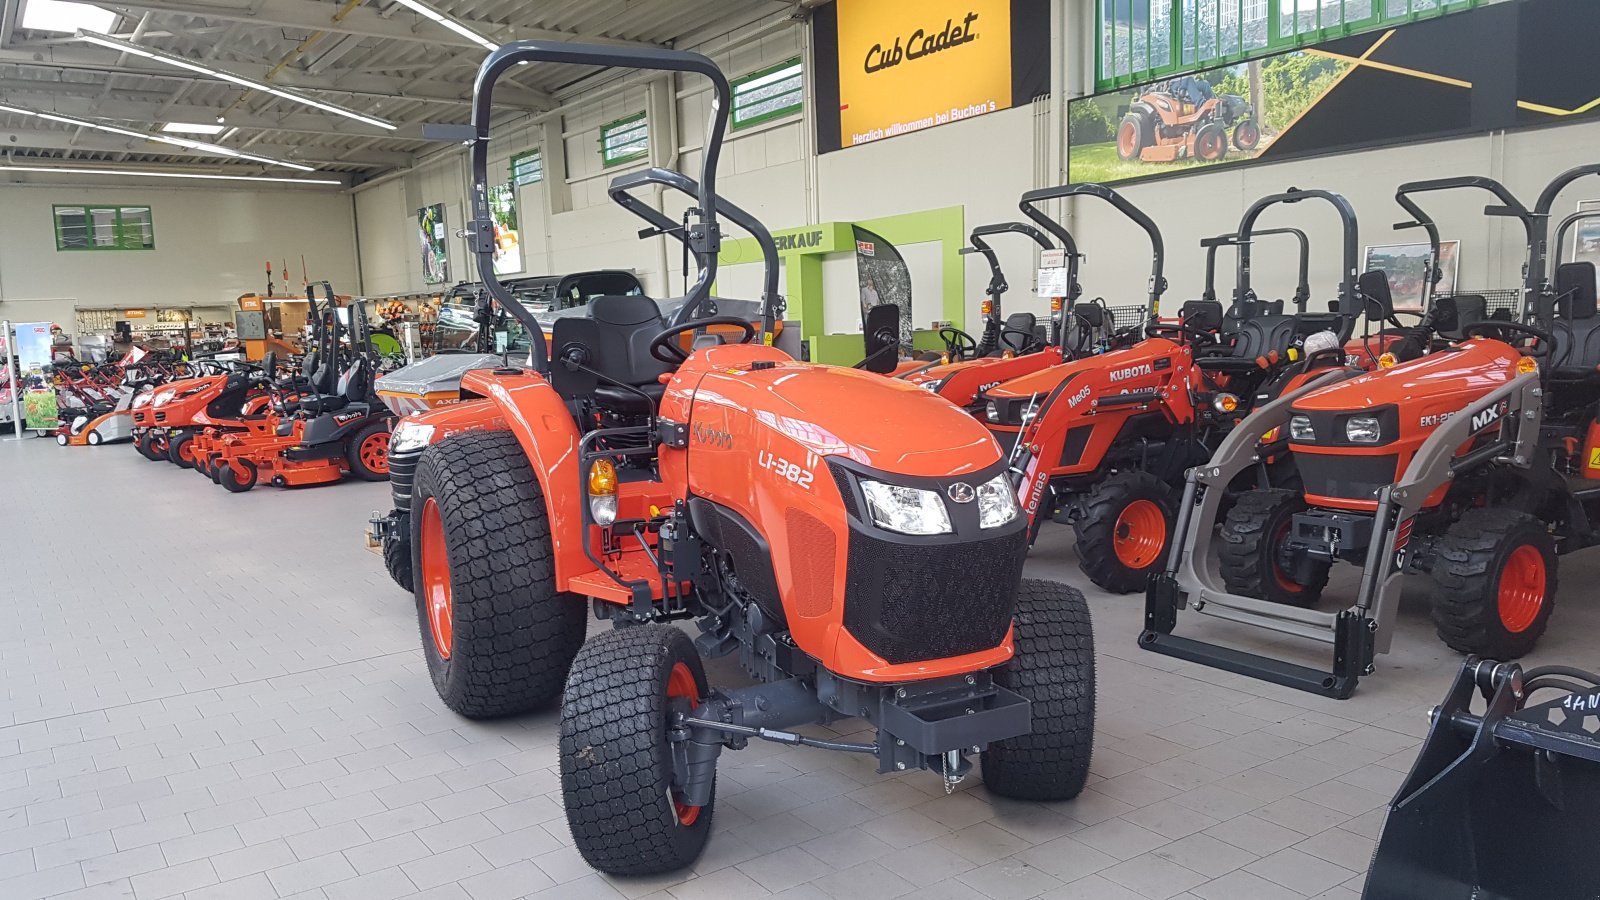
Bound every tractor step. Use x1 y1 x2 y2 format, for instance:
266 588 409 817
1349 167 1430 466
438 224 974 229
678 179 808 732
1137 631 1358 699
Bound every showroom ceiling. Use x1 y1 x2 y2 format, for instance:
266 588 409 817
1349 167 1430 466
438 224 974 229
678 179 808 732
0 0 790 183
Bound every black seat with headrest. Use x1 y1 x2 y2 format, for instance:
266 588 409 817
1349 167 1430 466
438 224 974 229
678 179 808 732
1549 262 1600 378
550 295 672 413
995 312 1039 354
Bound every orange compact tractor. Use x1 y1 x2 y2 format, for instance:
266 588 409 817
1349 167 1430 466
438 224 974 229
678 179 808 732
1144 165 1600 698
396 42 1096 877
983 184 1355 592
1117 77 1260 163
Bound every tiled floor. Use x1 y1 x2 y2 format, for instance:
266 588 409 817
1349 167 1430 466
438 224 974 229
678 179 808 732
3 433 1597 900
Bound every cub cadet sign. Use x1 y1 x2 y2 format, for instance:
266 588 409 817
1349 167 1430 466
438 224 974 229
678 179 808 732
835 0 1012 148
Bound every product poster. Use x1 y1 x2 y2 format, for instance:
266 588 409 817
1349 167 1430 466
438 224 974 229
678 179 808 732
13 322 52 374
1363 241 1461 312
487 184 524 277
418 204 449 285
23 388 57 431
852 226 913 352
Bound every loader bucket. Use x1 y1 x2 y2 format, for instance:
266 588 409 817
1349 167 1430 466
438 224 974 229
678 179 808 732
1364 659 1600 900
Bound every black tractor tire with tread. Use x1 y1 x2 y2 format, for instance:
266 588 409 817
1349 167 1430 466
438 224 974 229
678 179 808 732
1430 507 1556 659
982 578 1096 801
410 430 586 718
1219 489 1329 607
1072 471 1175 594
1194 122 1229 161
560 625 714 876
384 514 413 593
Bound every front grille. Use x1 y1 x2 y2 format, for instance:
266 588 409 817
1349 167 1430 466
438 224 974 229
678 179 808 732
843 527 1027 664
389 447 423 506
1299 453 1399 502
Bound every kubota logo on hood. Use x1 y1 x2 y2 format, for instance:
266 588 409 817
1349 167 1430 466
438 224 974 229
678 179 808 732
1108 364 1153 382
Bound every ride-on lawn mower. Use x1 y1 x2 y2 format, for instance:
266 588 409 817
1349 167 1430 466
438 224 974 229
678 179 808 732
983 184 1353 593
1363 657 1600 900
400 41 1096 877
1117 77 1259 163
131 359 273 465
1143 165 1600 699
206 285 392 492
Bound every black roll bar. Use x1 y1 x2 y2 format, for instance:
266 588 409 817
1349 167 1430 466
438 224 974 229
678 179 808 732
1393 176 1537 315
1554 210 1600 264
1531 164 1600 311
962 221 1057 314
605 167 781 339
1236 188 1359 340
466 43 733 375
1201 228 1310 311
1021 182 1164 317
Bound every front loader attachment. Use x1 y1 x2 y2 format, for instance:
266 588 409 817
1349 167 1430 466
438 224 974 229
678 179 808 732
1364 659 1600 900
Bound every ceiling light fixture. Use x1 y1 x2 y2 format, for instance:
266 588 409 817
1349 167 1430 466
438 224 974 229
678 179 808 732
76 31 397 131
20 0 117 35
0 101 316 171
161 122 225 135
387 0 499 52
1 165 342 185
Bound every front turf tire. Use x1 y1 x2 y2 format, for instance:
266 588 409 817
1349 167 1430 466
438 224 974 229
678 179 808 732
560 625 714 876
410 431 586 719
167 431 196 468
1430 507 1556 659
1073 471 1175 593
982 579 1095 801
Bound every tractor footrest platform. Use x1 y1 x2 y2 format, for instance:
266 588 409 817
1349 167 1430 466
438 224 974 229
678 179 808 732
880 683 1031 756
1138 631 1358 699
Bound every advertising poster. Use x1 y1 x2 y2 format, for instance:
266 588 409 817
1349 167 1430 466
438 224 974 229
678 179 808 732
487 184 524 277
852 226 913 352
812 0 1049 153
1574 214 1600 294
14 322 52 373
418 204 449 285
1363 241 1460 312
23 388 57 431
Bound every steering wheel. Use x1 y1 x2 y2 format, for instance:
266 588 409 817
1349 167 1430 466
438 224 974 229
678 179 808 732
999 326 1042 355
938 326 979 361
1462 321 1554 356
649 316 758 364
1145 321 1214 345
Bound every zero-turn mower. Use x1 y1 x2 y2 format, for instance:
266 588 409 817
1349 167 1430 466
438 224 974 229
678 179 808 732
395 41 1097 877
1143 165 1600 698
131 358 273 466
984 184 1354 593
1117 76 1260 164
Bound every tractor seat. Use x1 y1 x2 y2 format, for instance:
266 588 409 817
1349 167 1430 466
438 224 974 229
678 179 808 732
994 312 1039 355
1548 262 1600 379
550 294 674 413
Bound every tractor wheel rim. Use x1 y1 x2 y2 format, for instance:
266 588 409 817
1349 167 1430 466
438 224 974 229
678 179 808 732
359 431 390 474
1118 121 1137 156
1270 518 1303 593
1112 499 1166 569
665 661 702 827
178 441 193 462
419 497 453 659
1498 544 1546 633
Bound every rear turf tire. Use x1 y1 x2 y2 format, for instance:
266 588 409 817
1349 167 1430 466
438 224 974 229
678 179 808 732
384 514 413 593
347 421 391 481
982 579 1095 801
1073 471 1174 594
560 625 714 876
1430 507 1556 659
1219 488 1329 607
410 431 586 718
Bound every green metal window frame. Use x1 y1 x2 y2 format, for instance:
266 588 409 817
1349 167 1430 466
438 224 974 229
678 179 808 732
52 204 156 251
731 57 804 131
1096 0 1487 91
510 148 543 186
600 112 649 168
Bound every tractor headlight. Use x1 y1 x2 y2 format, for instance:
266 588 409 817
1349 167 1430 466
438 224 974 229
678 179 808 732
860 480 952 536
1289 414 1314 442
1345 416 1381 444
920 377 949 394
132 392 153 409
985 400 1000 423
152 388 176 406
977 475 1019 529
390 422 435 454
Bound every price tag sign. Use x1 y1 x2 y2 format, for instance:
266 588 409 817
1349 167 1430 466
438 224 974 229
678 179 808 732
1040 249 1067 269
1038 249 1069 297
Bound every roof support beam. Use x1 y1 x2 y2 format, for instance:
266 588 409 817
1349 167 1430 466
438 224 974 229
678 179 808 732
105 0 664 50
0 88 418 137
0 125 413 166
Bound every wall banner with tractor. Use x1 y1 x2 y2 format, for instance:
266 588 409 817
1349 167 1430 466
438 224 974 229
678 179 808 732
1069 0 1600 185
812 0 1049 153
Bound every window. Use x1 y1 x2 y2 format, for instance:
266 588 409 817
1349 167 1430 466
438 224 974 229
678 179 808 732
1098 0 1485 90
510 149 543 186
600 113 649 167
53 204 155 251
732 58 803 130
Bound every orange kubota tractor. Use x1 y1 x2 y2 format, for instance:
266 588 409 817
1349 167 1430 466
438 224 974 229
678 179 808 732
1143 165 1600 699
1117 76 1260 164
394 42 1097 877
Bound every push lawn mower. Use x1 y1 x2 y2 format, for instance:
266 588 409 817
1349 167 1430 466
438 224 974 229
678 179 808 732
396 41 1096 878
1143 165 1600 698
1363 657 1600 900
983 184 1353 593
1117 77 1259 164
